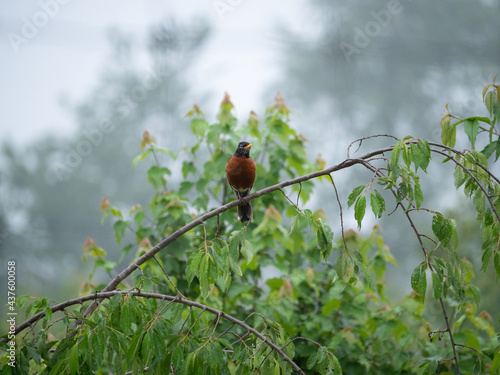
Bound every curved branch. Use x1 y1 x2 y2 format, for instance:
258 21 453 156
6 290 306 374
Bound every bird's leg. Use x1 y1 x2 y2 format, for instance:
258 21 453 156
236 192 245 204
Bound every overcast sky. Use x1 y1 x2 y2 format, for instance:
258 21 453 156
0 0 308 147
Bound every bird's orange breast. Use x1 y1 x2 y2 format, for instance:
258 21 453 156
226 156 256 191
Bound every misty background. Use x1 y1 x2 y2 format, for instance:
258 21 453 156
1 0 499 332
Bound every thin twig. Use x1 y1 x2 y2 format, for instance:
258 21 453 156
152 255 185 298
297 182 302 207
279 188 299 210
327 174 347 253
184 307 207 338
347 134 398 158
438 298 460 375
178 305 192 334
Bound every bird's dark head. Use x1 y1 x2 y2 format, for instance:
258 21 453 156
234 141 252 157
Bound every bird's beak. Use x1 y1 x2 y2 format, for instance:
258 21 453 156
244 144 252 149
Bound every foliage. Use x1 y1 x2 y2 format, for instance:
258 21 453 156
2 78 500 374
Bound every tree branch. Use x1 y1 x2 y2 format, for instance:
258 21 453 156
5 290 306 374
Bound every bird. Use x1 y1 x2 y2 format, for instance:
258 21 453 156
226 141 256 223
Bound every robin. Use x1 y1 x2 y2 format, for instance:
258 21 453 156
226 141 256 222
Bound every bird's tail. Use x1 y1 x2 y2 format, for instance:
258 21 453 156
238 202 252 223
236 190 252 223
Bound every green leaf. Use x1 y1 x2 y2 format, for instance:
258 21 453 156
133 210 145 228
391 140 404 167
354 195 366 229
228 232 243 276
49 360 66 375
375 190 385 214
448 124 457 148
494 253 500 279
44 306 52 322
469 284 481 307
485 91 495 116
411 263 427 299
464 118 480 149
431 272 442 299
348 185 365 208
126 330 145 367
402 143 411 168
316 346 327 365
191 118 209 138
491 350 500 374
410 143 422 171
241 240 253 263
481 140 497 159
317 222 334 260
147 166 171 191
186 251 203 285
68 343 79 375
179 181 194 195
417 267 427 300
182 161 197 178
120 301 132 334
307 352 319 370
432 214 452 247
440 116 451 145
152 145 176 159
141 331 152 362
132 148 153 168
454 165 467 189
206 123 223 144
414 184 423 210
483 84 493 100
290 213 301 234
91 331 105 364
418 360 438 375
358 259 373 289
370 193 382 218
172 345 183 372
199 255 212 299
113 220 129 245
417 139 431 171
481 247 493 272
411 265 420 292
152 328 166 358
441 117 457 148
17 295 30 309
330 354 342 375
